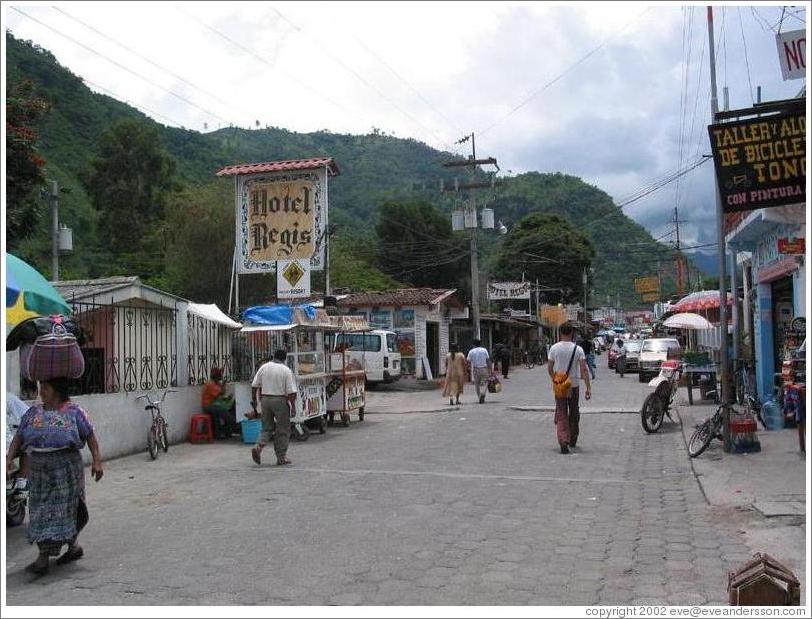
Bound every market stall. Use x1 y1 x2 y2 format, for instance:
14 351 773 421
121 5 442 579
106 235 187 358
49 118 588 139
326 315 370 426
233 305 335 441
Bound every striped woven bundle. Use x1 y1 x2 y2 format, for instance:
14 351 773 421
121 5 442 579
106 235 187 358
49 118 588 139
22 330 85 382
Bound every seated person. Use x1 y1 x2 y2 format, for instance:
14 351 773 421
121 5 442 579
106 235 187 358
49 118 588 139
201 368 235 439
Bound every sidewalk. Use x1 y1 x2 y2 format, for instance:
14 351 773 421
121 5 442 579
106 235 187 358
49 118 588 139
677 395 807 601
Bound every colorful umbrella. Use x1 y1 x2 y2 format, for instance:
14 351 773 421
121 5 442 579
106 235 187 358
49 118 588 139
5 253 71 329
662 312 714 330
671 290 732 313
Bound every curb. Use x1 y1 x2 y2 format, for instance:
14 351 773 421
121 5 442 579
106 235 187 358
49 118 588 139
510 406 638 414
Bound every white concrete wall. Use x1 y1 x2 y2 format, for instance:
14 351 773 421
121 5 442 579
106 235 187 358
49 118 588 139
71 386 201 463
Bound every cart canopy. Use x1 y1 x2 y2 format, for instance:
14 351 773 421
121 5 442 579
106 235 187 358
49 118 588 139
241 304 334 332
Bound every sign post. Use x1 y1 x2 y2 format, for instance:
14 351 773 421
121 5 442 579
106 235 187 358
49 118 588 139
216 158 339 311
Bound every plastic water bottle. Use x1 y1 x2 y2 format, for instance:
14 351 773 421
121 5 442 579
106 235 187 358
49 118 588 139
761 398 783 431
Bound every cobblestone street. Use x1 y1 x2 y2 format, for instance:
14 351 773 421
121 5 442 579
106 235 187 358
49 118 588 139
3 365 773 605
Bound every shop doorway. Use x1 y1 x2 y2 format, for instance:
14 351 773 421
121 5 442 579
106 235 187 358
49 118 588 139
426 322 439 377
771 276 794 368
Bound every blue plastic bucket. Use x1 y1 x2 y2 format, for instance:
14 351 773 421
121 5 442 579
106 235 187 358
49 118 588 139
241 418 262 444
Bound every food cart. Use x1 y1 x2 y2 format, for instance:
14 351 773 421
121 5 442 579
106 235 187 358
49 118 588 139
326 316 370 426
233 305 335 441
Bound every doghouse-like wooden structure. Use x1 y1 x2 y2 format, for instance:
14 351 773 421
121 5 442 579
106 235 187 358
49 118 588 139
728 553 800 606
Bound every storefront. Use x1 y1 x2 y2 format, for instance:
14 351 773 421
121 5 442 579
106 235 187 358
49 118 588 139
337 289 467 378
726 205 805 400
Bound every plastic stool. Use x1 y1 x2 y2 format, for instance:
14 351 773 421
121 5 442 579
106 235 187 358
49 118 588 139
189 414 214 443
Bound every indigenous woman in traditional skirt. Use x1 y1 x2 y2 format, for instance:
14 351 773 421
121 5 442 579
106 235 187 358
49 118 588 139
442 343 468 406
6 377 103 576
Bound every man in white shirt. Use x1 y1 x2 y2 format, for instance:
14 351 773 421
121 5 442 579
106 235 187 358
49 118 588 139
547 324 592 454
250 349 297 466
466 339 493 404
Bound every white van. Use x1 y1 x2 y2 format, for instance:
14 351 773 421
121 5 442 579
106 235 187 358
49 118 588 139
333 330 402 384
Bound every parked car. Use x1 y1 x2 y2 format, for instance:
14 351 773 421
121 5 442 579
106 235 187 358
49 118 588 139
332 330 402 384
638 338 682 382
617 340 643 373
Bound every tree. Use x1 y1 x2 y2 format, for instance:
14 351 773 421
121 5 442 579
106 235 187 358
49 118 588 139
5 79 50 246
375 200 468 289
163 182 235 306
330 235 401 291
82 120 176 275
493 213 595 303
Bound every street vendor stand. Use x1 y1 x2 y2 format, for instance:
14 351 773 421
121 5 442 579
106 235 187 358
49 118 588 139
326 315 370 426
233 305 335 441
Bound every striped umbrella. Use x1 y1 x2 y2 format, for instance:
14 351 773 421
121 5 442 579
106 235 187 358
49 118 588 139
5 253 71 330
671 290 732 313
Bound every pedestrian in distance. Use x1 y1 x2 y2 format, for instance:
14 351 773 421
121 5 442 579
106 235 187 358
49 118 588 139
580 335 597 380
250 349 297 466
499 343 511 379
443 343 468 406
466 339 492 404
6 377 104 576
547 323 592 454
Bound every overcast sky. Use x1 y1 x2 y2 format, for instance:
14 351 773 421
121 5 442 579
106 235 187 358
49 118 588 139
3 1 807 251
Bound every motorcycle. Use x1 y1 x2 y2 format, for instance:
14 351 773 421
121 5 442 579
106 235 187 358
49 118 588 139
6 393 29 527
640 360 682 434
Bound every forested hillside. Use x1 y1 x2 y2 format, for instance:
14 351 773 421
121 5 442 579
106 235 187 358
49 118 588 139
6 33 684 308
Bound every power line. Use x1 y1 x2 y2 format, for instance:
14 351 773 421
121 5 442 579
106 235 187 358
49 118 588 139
478 7 652 138
346 29 464 139
267 5 452 150
10 6 233 126
81 78 186 127
50 6 233 109
737 7 755 105
172 3 355 119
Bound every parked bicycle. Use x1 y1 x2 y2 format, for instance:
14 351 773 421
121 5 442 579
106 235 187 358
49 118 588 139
640 360 682 433
687 402 732 457
734 360 767 429
136 390 176 460
524 349 536 369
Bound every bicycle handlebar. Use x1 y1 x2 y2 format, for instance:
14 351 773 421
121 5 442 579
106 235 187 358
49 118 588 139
135 389 177 407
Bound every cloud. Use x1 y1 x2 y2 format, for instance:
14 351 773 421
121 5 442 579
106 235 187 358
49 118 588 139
3 2 804 248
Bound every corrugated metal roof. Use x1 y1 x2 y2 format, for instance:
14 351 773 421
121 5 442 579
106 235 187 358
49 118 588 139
52 276 139 301
215 157 340 177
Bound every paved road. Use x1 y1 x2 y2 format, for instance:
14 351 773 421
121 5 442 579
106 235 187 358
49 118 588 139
6 365 754 605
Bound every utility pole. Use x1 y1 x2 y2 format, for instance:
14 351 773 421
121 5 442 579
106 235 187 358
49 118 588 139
582 267 588 324
442 132 499 341
50 180 60 281
707 6 731 449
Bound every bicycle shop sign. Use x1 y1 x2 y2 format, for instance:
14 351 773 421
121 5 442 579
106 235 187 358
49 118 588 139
488 281 531 300
708 108 806 213
216 159 339 274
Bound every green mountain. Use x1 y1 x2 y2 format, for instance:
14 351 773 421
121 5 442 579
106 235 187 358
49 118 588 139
6 32 681 308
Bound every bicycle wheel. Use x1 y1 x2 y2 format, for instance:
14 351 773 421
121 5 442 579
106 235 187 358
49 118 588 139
147 425 159 460
159 418 169 452
641 393 665 434
688 418 714 458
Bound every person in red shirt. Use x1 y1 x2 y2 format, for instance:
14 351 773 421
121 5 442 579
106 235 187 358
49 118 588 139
201 368 233 439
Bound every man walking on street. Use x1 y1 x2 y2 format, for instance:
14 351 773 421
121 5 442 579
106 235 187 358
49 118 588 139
251 349 297 466
467 339 492 404
547 324 592 454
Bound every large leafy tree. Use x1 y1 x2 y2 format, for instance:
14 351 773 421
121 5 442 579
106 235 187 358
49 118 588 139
6 79 50 246
82 120 175 276
493 213 595 303
375 200 468 289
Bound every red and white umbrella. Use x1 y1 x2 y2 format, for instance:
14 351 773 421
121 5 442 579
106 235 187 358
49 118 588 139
671 290 732 313
662 312 714 330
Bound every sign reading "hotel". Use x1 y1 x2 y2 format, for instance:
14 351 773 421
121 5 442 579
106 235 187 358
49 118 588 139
708 109 805 213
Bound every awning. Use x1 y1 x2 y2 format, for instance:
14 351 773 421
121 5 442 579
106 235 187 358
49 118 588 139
240 324 295 333
188 303 242 329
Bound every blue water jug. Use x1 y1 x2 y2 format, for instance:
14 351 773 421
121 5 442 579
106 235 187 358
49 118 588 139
761 398 783 431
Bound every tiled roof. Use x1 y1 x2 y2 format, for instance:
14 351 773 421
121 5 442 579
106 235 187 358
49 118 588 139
337 288 459 308
52 276 140 301
215 157 340 177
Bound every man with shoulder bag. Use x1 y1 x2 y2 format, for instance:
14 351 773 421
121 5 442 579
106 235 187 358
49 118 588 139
547 324 592 454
